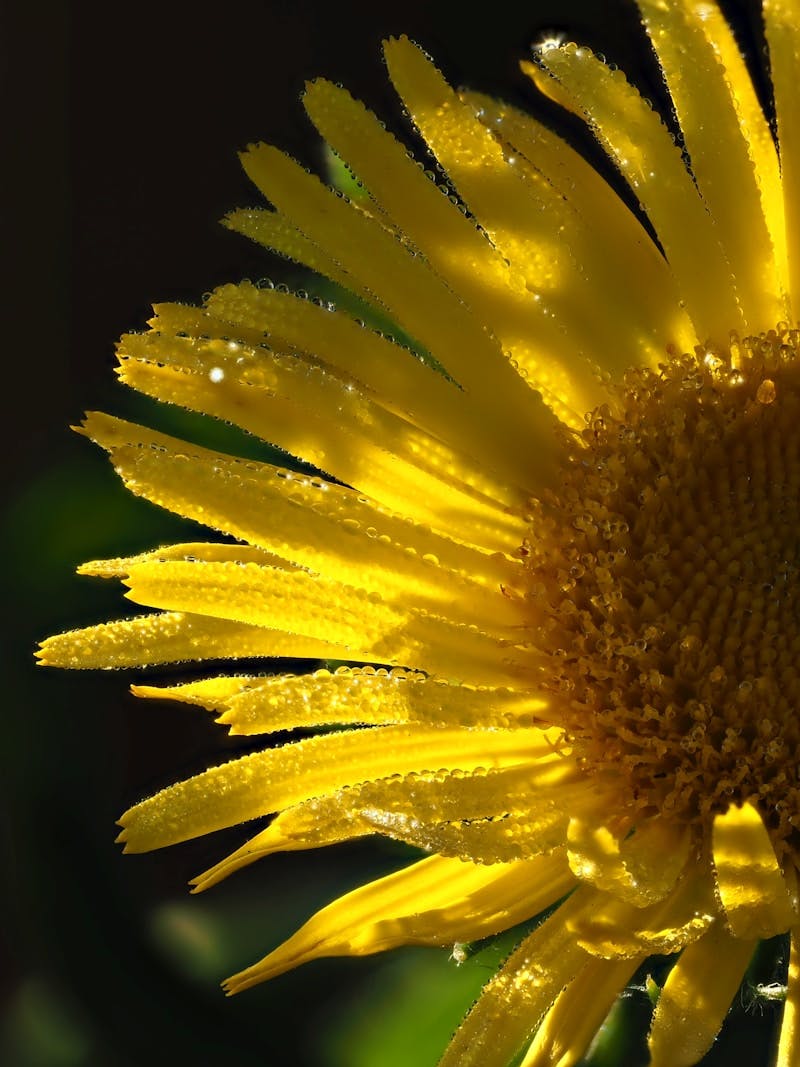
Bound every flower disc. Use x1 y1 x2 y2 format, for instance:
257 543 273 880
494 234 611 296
531 327 800 862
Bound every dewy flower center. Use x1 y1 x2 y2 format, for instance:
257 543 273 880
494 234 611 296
526 326 800 863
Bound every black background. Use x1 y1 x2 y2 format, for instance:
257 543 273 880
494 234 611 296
5 2 779 1065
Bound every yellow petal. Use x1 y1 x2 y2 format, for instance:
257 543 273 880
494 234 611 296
524 45 744 346
238 142 563 486
437 889 592 1067
78 541 291 577
375 773 599 864
765 0 800 318
116 328 527 549
117 723 550 852
223 849 575 992
664 0 787 296
120 558 530 684
520 953 646 1067
81 412 525 597
567 816 691 905
222 208 358 294
36 611 345 669
135 668 548 735
777 927 800 1067
190 809 370 893
269 756 580 867
463 89 697 362
568 862 717 959
712 800 796 939
190 760 564 892
130 675 259 713
647 922 756 1067
636 0 786 327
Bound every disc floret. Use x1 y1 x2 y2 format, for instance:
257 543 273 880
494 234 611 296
527 326 800 862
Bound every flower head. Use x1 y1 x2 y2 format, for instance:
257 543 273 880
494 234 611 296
39 1 800 1063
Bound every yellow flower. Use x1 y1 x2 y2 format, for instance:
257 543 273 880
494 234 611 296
39 1 800 1063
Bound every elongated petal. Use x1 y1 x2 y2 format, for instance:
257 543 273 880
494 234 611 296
190 760 565 891
437 890 592 1067
238 143 563 484
117 723 550 852
520 953 645 1067
306 63 605 424
37 611 345 669
637 0 786 327
777 928 800 1067
224 849 575 992
222 208 358 293
765 0 800 317
664 0 787 294
647 923 756 1067
215 671 547 732
524 46 744 344
712 801 796 938
134 668 547 734
132 675 253 712
81 412 525 598
191 810 372 893
370 774 601 864
463 89 697 362
79 541 291 577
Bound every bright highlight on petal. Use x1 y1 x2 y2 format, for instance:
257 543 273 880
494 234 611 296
41 1 800 1063
712 801 797 939
648 923 757 1067
520 952 645 1067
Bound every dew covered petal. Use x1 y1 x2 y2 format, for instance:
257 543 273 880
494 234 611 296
116 723 549 852
637 0 786 327
712 800 797 939
765 0 800 316
120 558 529 683
524 45 744 345
133 668 548 734
567 816 691 906
223 849 575 992
519 952 646 1067
568 862 717 959
647 922 756 1067
37 611 346 669
437 889 593 1067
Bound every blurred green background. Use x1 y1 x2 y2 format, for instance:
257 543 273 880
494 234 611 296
5 1 784 1064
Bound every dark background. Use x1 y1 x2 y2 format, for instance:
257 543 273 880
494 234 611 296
5 2 780 1065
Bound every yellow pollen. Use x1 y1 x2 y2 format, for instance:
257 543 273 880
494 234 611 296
524 326 800 864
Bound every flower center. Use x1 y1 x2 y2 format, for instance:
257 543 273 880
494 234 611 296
525 325 800 864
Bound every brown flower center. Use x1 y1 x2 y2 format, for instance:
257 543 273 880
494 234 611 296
525 326 800 863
